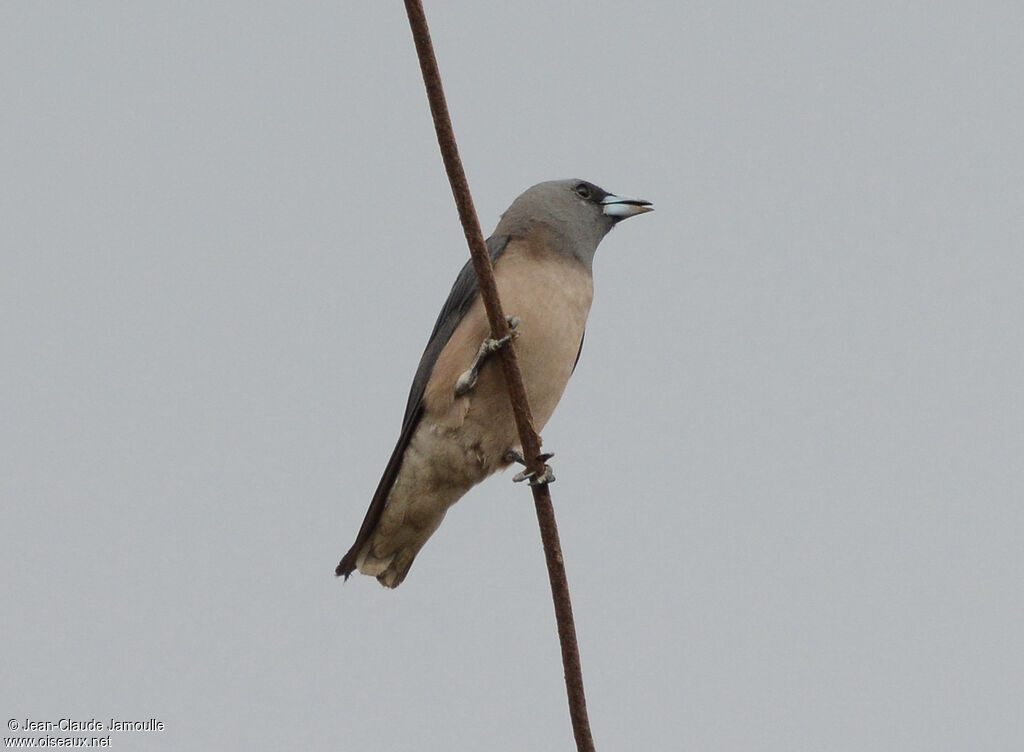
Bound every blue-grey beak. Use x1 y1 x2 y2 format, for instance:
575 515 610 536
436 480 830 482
600 193 653 220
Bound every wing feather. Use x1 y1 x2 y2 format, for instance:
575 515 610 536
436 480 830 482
336 235 511 578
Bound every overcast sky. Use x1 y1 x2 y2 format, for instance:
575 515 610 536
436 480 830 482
3 2 1022 750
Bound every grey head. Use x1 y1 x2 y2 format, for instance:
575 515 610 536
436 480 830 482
493 179 652 271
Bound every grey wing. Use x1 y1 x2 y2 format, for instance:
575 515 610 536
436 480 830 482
336 235 510 578
398 234 510 428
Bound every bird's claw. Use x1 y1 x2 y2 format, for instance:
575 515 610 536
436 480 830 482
454 315 521 397
505 449 556 486
513 466 556 486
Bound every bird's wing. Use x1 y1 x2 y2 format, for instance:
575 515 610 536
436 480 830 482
336 235 511 578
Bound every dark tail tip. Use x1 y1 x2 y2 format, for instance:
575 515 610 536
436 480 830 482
335 554 356 579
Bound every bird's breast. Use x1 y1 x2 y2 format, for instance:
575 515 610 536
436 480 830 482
491 246 594 428
420 241 594 473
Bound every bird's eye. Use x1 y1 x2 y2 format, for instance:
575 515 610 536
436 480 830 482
574 183 591 199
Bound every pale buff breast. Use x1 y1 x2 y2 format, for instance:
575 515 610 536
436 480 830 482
421 239 594 474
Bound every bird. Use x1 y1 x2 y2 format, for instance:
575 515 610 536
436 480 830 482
336 179 652 587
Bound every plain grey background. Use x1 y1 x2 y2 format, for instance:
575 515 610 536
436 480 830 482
3 2 1022 750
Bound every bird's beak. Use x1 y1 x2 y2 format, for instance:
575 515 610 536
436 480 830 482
601 193 654 220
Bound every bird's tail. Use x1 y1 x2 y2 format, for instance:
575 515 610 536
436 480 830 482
336 514 443 589
356 547 419 589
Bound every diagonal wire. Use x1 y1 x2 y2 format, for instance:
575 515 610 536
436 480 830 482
402 2 596 750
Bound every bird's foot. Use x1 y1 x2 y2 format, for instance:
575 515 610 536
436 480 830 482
504 449 556 486
454 315 521 397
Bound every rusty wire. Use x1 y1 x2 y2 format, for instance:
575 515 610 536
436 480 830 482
401 2 596 750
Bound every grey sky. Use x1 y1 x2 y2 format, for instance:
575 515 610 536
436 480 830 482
3 3 1022 750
